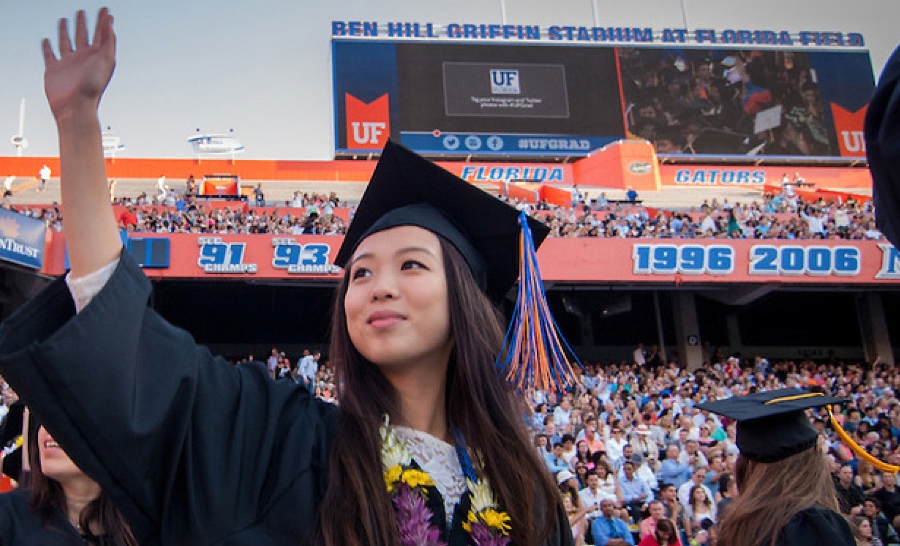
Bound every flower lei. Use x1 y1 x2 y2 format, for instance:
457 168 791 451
380 416 512 546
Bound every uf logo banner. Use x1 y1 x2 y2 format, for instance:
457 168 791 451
831 103 867 157
346 93 390 149
490 69 520 94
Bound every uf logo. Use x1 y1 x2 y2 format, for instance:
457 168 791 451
490 69 520 94
351 122 386 145
840 131 866 153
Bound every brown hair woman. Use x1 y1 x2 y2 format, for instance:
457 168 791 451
0 7 575 546
700 389 854 546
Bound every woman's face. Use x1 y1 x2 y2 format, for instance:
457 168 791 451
859 518 872 537
693 487 707 503
344 226 453 371
37 426 84 484
657 527 672 543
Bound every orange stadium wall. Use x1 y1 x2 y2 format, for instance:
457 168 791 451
0 156 577 187
33 233 900 284
0 157 378 182
573 139 660 191
539 185 573 207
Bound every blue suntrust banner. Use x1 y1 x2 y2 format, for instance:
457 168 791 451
0 208 45 270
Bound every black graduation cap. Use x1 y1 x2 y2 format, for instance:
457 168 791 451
335 140 550 302
865 43 900 249
697 388 844 463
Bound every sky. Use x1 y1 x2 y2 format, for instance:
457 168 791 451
0 0 897 160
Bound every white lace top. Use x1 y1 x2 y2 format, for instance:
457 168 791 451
393 425 467 527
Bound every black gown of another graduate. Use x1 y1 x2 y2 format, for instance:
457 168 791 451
0 488 107 545
0 254 572 545
774 505 855 546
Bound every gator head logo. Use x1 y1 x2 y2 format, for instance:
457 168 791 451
0 217 19 239
629 162 653 175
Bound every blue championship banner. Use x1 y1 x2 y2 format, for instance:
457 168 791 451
0 208 46 270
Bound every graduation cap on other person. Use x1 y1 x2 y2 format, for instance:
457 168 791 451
334 140 581 392
697 388 843 463
866 43 900 249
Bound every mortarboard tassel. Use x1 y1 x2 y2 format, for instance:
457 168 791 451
827 405 899 474
496 212 583 393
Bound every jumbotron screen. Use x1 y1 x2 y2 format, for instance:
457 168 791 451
333 40 874 159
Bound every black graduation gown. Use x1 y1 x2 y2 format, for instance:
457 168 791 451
0 488 101 545
0 254 573 545
774 505 855 546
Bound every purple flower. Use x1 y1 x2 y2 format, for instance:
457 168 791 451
393 484 446 546
469 521 512 546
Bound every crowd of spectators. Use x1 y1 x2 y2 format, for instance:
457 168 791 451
534 189 882 241
620 47 834 158
151 344 900 545
1 175 884 243
524 348 900 546
4 339 900 546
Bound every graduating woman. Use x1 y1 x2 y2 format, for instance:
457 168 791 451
0 412 137 545
698 389 856 546
0 8 578 546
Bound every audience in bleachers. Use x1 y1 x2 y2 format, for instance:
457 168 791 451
1 181 884 242
3 338 900 545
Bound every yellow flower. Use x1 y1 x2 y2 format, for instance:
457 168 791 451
401 469 435 489
384 465 402 491
480 509 512 535
462 511 477 533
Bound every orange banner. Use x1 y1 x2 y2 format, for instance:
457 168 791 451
38 234 900 285
831 103 868 158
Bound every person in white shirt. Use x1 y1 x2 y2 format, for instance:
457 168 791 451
606 427 628 469
296 350 319 394
633 343 646 366
629 454 659 492
678 439 708 470
678 468 713 510
579 471 616 522
3 176 14 196
38 165 51 191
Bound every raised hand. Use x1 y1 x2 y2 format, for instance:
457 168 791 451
43 7 123 277
42 8 115 123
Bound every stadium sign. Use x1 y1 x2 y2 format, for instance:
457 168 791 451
332 22 866 48
44 234 898 286
333 40 874 160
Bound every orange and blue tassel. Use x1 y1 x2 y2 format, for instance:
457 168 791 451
496 212 583 393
